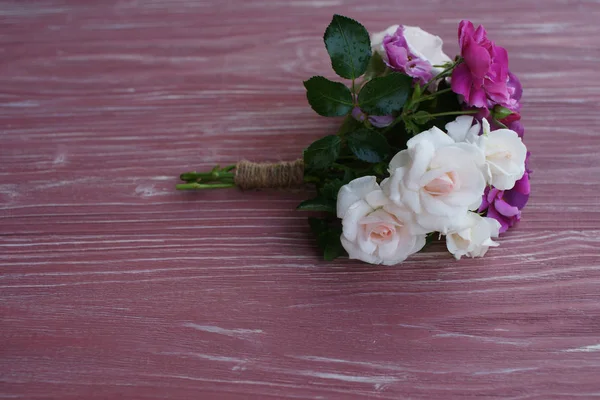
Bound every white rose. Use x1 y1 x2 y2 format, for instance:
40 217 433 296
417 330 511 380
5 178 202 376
382 126 486 233
337 176 426 265
370 25 452 75
446 117 527 190
445 115 481 144
479 119 527 190
446 212 501 260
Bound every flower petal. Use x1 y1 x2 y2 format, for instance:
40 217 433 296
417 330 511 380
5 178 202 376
341 200 373 242
341 236 381 265
336 176 380 219
493 198 520 217
388 150 411 172
451 63 473 99
365 189 390 209
445 116 476 143
463 36 491 79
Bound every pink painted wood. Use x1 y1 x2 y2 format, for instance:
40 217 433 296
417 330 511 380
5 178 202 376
1 1 600 398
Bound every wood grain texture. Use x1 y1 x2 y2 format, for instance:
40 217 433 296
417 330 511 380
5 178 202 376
1 0 600 398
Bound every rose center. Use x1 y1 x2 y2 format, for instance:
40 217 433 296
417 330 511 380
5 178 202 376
489 149 512 160
452 233 470 249
424 171 459 196
369 225 394 242
359 210 402 245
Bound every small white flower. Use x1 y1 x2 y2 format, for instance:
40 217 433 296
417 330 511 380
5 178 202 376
371 25 452 75
446 212 501 260
337 176 426 265
382 126 487 233
446 117 528 190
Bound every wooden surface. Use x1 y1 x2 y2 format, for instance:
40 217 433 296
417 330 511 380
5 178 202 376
1 1 600 398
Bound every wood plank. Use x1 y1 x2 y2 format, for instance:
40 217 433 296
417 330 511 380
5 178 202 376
1 0 600 398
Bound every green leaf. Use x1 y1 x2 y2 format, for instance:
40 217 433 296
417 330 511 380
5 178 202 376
323 230 346 261
373 162 387 176
336 114 363 137
363 51 386 81
304 76 354 117
323 14 371 80
346 128 389 163
308 217 347 261
342 168 357 183
411 110 432 125
308 217 331 251
303 135 342 171
421 232 440 251
358 72 412 115
308 217 329 236
297 197 336 213
320 179 344 200
404 119 421 135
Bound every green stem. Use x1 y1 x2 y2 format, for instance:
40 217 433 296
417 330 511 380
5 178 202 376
176 183 236 190
178 164 239 190
180 171 235 182
427 110 478 118
412 87 452 104
421 58 462 92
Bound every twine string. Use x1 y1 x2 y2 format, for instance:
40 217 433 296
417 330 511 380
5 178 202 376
235 159 304 190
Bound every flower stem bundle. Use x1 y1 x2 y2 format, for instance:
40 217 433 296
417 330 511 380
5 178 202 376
178 15 530 265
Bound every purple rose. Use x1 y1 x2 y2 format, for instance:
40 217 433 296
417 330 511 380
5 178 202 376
479 157 531 233
451 20 510 109
505 71 523 112
383 27 433 84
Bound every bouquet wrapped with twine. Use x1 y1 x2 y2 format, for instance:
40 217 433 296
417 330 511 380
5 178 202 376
178 15 530 265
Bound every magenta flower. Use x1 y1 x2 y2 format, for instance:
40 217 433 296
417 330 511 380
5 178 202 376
451 20 511 109
479 160 531 233
383 28 433 84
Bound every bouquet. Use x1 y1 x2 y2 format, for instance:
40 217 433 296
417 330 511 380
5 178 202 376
177 15 530 265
